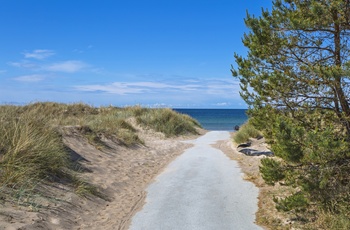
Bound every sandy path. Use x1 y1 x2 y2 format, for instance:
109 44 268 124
129 131 262 230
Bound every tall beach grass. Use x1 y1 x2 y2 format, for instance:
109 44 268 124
0 102 201 203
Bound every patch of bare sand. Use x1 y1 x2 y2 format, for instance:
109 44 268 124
0 124 205 230
214 133 292 230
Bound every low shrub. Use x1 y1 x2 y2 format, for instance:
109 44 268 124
233 120 262 144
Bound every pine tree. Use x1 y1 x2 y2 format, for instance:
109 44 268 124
233 0 350 218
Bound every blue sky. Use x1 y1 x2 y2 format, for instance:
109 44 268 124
0 0 272 108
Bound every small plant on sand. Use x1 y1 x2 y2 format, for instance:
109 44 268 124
72 176 107 200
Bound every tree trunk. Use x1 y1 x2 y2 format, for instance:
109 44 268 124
333 9 350 136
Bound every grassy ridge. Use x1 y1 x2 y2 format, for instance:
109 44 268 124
136 107 201 137
0 102 201 202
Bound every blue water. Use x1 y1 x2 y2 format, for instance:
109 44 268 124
174 109 248 131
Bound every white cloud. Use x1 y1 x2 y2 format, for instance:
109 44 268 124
74 78 240 96
204 79 240 95
13 74 45 82
127 82 200 91
75 81 201 95
215 102 231 106
8 61 38 69
23 49 55 60
9 58 89 73
44 60 87 73
75 82 146 95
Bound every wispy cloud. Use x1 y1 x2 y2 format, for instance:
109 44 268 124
74 78 239 95
75 81 200 95
23 49 55 60
44 60 88 73
75 82 147 95
8 61 38 69
215 102 231 106
9 58 89 73
204 79 239 95
13 74 45 82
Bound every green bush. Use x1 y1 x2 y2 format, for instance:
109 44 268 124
260 158 285 186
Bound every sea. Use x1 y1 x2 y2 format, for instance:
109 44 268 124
173 109 248 131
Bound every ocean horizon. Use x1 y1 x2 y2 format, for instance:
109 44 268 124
173 108 248 131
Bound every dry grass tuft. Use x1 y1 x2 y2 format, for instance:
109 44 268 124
233 120 262 144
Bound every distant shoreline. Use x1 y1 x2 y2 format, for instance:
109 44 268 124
174 108 248 131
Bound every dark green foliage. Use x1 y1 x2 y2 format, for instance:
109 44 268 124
233 0 350 223
274 192 309 213
272 117 304 163
260 158 285 186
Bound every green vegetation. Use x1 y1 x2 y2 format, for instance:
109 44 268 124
233 0 350 228
233 120 262 144
0 105 69 187
0 102 201 204
136 108 201 137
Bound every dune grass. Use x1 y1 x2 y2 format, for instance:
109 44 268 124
0 102 201 203
233 120 262 144
135 108 201 137
0 105 69 187
307 211 350 230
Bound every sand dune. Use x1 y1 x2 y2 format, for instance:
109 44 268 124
0 123 203 230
